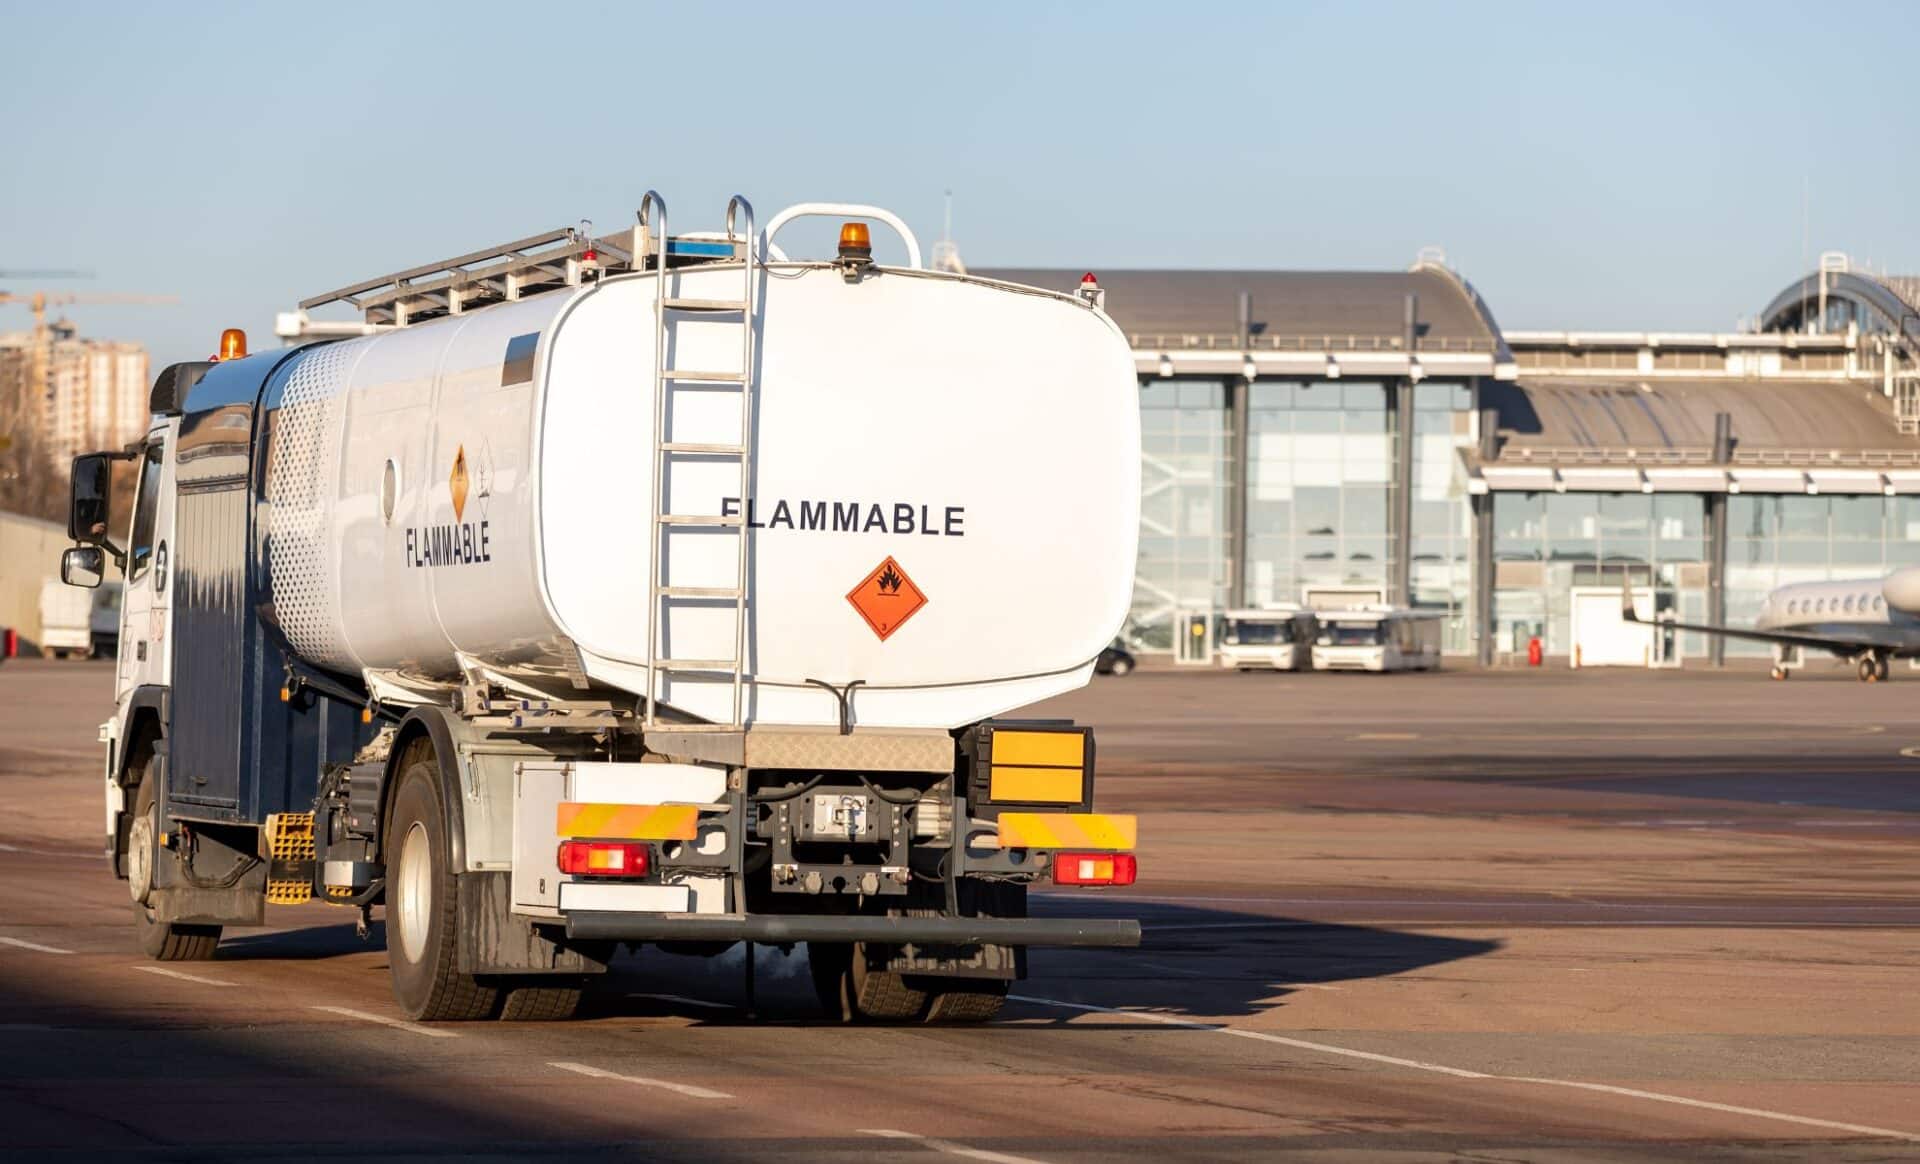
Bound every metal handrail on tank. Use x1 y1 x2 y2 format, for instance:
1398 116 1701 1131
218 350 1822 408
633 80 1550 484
725 194 757 729
638 190 670 728
762 202 924 270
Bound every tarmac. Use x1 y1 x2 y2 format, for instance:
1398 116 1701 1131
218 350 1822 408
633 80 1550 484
1 658 1916 1161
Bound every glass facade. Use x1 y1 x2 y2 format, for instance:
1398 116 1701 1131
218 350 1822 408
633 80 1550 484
1725 495 1920 656
1409 382 1476 652
1132 379 1231 652
1245 381 1394 607
1491 492 1709 657
1129 376 1478 656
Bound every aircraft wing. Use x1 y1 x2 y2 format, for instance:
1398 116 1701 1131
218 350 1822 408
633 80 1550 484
1620 588 1895 654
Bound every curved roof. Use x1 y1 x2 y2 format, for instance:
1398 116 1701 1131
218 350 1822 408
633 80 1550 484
1487 377 1917 455
976 265 1506 354
1760 270 1920 339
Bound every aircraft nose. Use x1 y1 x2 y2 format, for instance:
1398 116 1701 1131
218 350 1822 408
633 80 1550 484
1883 567 1920 614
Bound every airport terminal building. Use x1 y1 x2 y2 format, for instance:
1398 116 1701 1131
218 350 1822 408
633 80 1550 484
984 257 1920 664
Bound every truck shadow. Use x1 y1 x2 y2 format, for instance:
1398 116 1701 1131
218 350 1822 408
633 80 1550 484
212 901 1498 1026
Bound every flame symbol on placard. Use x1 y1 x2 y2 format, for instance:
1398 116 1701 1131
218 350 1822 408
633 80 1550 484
450 445 469 522
877 563 902 594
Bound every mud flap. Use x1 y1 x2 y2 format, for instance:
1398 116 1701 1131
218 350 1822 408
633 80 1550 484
455 870 609 977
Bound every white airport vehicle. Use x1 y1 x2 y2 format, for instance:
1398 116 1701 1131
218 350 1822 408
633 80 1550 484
1625 570 1920 681
59 195 1143 1024
1216 607 1315 671
38 578 116 658
38 578 92 658
1311 607 1443 672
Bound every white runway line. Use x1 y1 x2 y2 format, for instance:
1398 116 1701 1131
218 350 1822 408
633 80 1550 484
310 1005 459 1038
132 965 235 986
627 992 735 1010
1512 1076 1920 1141
860 1128 1050 1164
548 1060 733 1100
1349 732 1420 741
0 936 73 954
1013 995 1920 1142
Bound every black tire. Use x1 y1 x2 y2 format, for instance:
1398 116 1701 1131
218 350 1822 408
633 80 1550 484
1109 657 1133 676
1859 657 1878 682
923 980 1009 1023
497 981 584 1022
386 756 498 1021
808 941 927 1022
1878 657 1892 682
130 769 221 961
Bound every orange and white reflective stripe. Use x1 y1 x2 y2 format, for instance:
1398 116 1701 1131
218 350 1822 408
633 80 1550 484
996 812 1136 852
555 802 699 841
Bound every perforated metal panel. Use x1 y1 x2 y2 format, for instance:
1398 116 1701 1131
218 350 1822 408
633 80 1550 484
267 344 354 668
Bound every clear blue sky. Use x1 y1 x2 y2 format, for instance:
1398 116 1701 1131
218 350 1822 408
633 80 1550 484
5 0 1916 368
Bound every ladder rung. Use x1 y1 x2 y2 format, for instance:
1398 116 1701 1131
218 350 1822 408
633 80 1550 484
658 514 744 526
655 586 742 598
661 441 746 455
663 368 745 383
662 297 748 312
656 658 739 671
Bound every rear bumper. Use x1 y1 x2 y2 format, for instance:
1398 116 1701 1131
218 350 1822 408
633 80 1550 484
564 912 1142 948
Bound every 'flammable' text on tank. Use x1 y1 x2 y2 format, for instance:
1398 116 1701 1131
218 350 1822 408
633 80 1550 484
721 498 966 536
405 521 492 567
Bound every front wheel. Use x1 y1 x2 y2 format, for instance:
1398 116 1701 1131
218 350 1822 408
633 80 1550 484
1858 657 1880 683
1108 657 1133 676
129 763 220 961
386 755 498 1021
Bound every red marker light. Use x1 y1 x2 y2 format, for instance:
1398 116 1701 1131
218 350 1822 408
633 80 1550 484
1051 851 1137 887
1081 272 1098 284
556 840 651 878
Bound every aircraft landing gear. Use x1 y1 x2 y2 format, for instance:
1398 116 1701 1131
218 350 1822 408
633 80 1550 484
1856 653 1890 683
1770 666 1789 681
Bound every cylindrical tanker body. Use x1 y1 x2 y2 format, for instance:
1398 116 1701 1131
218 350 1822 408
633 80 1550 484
260 263 1139 729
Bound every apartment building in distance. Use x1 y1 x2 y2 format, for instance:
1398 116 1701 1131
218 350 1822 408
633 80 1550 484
0 318 150 463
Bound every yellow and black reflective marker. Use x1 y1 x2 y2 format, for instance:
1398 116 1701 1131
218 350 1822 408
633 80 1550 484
966 721 1096 810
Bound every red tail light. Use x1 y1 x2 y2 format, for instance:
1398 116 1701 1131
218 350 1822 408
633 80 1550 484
556 841 651 878
1052 852 1137 887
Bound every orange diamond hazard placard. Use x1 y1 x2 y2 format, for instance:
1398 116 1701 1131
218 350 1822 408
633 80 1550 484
847 556 928 641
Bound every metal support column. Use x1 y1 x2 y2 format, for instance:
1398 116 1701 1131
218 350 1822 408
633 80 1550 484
1389 294 1419 607
1706 411 1733 667
1391 381 1414 606
1475 403 1499 666
1227 293 1252 609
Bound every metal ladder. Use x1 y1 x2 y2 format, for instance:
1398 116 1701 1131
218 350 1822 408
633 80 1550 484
638 191 758 730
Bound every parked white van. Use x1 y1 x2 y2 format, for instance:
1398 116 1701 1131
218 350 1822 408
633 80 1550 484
1311 607 1442 673
1217 608 1315 671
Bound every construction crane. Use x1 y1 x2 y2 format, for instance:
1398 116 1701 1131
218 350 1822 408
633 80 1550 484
0 290 179 334
0 291 180 453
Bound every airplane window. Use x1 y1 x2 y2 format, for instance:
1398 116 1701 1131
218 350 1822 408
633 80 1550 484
1788 600 1799 615
1845 595 1856 613
1816 598 1827 614
1876 596 1885 611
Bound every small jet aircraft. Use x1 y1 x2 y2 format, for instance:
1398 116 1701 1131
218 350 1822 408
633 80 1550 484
1623 568 1920 682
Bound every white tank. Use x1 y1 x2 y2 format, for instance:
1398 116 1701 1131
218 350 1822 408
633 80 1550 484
263 263 1139 729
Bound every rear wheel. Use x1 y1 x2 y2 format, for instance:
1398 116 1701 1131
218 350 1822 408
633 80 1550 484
1108 656 1133 676
386 755 498 1021
1858 656 1880 682
1878 656 1892 682
809 941 927 1022
129 764 220 961
923 979 1008 1023
497 980 584 1022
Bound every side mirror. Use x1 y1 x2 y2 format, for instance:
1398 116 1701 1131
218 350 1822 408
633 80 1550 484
61 546 105 589
68 453 113 545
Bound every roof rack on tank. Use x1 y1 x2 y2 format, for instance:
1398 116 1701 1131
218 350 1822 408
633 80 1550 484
275 219 755 339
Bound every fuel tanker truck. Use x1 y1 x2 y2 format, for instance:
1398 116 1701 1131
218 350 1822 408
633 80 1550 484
57 195 1142 1022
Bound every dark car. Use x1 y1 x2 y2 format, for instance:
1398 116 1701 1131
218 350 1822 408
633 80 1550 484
1096 640 1136 676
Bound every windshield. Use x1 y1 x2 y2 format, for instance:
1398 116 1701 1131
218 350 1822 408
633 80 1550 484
1225 619 1293 645
1319 622 1383 646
